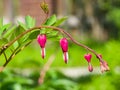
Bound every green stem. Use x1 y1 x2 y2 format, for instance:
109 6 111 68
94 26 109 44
3 52 7 62
3 46 19 67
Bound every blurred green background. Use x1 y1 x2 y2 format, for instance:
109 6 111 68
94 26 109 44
0 0 120 90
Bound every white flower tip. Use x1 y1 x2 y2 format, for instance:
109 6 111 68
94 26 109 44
63 52 69 64
41 48 45 59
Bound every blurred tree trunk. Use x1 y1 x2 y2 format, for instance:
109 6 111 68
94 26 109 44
83 0 107 41
4 0 14 23
56 0 72 17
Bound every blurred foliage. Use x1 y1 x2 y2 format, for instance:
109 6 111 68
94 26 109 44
96 0 120 39
0 68 120 90
0 0 120 90
74 0 120 40
1 38 120 90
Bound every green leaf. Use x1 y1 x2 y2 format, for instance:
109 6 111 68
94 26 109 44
9 31 15 41
40 28 51 34
28 30 40 40
2 23 11 31
18 21 27 30
53 16 68 26
25 15 36 29
47 34 63 41
45 15 57 26
0 23 11 36
14 25 26 44
47 31 58 37
13 41 19 49
0 38 8 46
46 30 64 41
15 26 25 37
8 31 19 49
4 26 16 38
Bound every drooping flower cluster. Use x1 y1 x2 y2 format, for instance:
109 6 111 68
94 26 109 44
37 34 109 73
84 54 110 73
37 35 68 63
97 54 110 73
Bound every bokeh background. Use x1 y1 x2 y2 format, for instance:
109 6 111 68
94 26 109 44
0 0 120 90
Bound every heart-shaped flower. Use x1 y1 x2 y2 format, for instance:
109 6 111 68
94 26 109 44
60 38 69 64
84 54 92 63
37 34 47 59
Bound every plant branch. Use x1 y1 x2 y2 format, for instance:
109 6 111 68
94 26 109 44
38 53 56 84
41 0 49 25
3 46 19 67
3 41 32 67
1 26 101 61
3 51 7 62
41 12 49 25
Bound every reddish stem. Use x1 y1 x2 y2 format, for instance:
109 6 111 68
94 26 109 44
1 26 99 59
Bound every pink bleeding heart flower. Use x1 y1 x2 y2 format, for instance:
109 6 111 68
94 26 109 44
97 54 110 73
100 60 110 73
37 34 47 59
60 38 69 64
88 63 93 72
84 54 92 63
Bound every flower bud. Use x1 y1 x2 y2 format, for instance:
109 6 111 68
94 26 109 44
100 61 110 73
88 63 93 72
97 54 102 59
84 54 92 63
37 34 47 59
60 38 69 64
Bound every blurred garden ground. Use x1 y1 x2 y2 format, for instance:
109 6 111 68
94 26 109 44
0 0 120 90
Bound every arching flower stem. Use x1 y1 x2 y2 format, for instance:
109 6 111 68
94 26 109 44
1 26 101 61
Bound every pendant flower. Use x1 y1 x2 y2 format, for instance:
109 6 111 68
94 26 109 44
84 54 93 72
84 54 92 63
97 54 110 73
37 34 47 59
60 38 69 64
100 60 110 73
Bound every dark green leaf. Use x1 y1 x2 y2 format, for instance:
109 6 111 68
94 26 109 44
14 26 26 44
2 23 11 30
28 30 40 40
9 31 15 41
0 38 8 46
15 26 25 37
25 15 36 29
4 26 16 38
53 16 68 26
18 21 27 30
45 15 57 26
0 23 11 36
8 31 19 49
